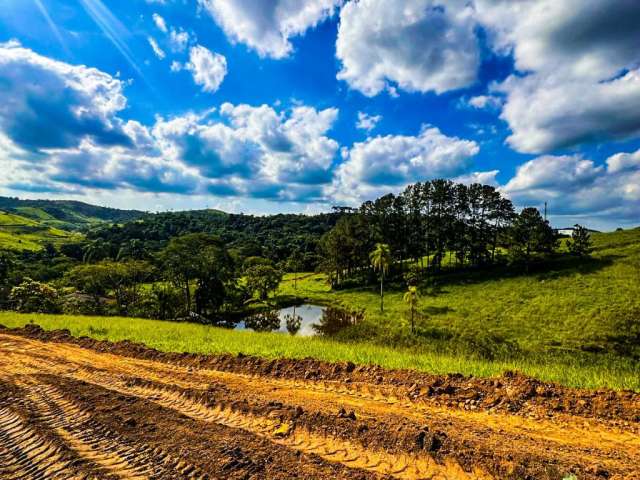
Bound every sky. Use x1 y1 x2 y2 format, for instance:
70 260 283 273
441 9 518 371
0 0 639 230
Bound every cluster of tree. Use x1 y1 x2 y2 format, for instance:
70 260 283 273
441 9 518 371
1 233 286 321
83 210 343 272
320 179 561 287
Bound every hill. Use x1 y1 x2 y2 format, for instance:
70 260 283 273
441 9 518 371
0 196 145 231
0 210 79 251
278 227 640 384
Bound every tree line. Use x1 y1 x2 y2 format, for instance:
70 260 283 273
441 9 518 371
319 179 568 287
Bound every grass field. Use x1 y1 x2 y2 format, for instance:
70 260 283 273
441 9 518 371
278 228 640 357
0 211 77 251
1 311 638 391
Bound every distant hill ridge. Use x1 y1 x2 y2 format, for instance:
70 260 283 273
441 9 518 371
0 196 146 230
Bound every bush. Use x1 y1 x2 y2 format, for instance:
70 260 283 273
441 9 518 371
60 292 107 316
9 278 60 313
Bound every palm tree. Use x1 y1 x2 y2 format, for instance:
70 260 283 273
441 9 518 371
369 243 391 312
403 286 419 333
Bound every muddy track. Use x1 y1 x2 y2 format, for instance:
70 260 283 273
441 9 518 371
0 326 638 479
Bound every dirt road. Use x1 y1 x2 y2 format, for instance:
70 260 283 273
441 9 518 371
0 325 638 479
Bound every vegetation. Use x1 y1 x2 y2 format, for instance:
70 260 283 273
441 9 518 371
0 312 638 391
0 182 638 392
278 227 640 363
0 196 144 230
567 224 594 257
370 243 391 312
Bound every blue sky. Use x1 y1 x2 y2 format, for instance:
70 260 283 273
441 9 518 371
0 0 639 230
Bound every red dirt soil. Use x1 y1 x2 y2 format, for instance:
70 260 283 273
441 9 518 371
0 324 638 479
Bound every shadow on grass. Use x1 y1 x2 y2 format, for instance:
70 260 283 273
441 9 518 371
418 254 621 291
421 305 454 315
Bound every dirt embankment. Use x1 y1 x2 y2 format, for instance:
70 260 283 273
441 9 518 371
0 324 638 479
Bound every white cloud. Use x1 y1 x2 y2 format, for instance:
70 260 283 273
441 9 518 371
502 151 640 223
336 0 479 96
147 36 166 59
454 170 500 186
467 95 502 110
198 0 343 58
356 112 381 132
186 45 227 93
474 0 640 82
497 69 640 153
607 149 640 174
152 13 168 33
329 126 479 203
0 40 130 151
169 29 190 52
473 0 640 153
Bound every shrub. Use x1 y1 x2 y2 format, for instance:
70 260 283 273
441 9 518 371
9 278 60 313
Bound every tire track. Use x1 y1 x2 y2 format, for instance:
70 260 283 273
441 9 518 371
0 407 86 480
11 378 208 480
71 368 491 480
1 331 639 479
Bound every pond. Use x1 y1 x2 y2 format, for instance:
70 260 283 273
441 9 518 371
235 304 363 337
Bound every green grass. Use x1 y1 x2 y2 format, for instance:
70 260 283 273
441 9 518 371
278 228 640 356
0 211 78 251
0 311 638 391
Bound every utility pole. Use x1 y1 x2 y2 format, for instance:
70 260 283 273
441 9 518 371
544 202 547 222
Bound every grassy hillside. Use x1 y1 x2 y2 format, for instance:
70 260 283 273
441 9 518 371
0 210 78 251
0 196 145 231
278 227 640 361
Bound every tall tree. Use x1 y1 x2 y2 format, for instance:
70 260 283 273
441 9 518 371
159 233 233 315
370 243 392 312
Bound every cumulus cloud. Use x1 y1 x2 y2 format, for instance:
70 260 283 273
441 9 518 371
502 151 640 222
497 69 640 153
154 103 340 193
336 0 479 96
473 0 640 153
0 44 344 203
198 0 343 58
607 149 640 174
0 41 131 151
474 0 640 82
186 45 227 93
453 170 500 186
356 112 382 132
329 126 479 203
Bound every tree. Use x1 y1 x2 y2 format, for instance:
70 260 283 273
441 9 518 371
159 233 234 315
10 279 59 313
65 260 154 314
82 239 111 263
566 224 593 257
287 249 304 291
508 208 558 270
370 243 391 312
0 252 14 308
245 264 283 301
403 286 419 333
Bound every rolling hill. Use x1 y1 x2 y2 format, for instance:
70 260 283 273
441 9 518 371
0 196 145 231
0 197 146 251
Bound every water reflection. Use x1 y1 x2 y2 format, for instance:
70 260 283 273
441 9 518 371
234 304 362 337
